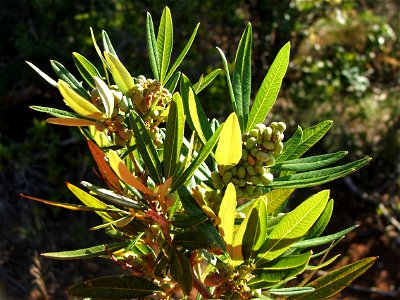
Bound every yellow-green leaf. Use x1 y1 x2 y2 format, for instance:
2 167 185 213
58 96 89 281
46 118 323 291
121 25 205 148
188 87 206 144
46 118 96 127
93 76 114 118
108 150 155 196
58 80 103 120
104 52 135 96
215 112 242 170
218 183 237 255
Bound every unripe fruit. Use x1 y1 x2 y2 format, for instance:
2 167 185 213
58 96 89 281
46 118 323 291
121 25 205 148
276 121 286 132
260 173 274 185
211 171 222 182
245 184 255 196
222 171 233 184
236 188 244 198
113 114 125 124
255 124 266 131
249 129 259 138
246 165 257 176
245 137 257 150
238 178 247 187
263 127 273 140
262 140 276 150
247 155 256 165
256 151 270 162
255 165 266 174
231 178 239 185
118 127 133 141
114 134 127 147
250 176 260 185
230 166 238 177
266 157 276 166
274 141 284 154
237 167 246 179
250 147 259 157
254 186 263 198
241 149 249 161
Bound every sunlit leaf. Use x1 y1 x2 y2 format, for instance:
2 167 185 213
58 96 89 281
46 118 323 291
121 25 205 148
193 68 221 94
46 118 96 127
26 61 58 87
157 6 173 84
72 52 102 88
216 47 236 113
102 30 117 56
146 12 160 81
94 76 114 118
104 52 135 96
218 183 236 254
51 60 89 98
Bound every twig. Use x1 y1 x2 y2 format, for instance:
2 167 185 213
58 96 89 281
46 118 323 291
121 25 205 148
193 273 213 299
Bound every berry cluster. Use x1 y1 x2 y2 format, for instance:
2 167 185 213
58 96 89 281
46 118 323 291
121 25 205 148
211 122 286 200
92 86 132 147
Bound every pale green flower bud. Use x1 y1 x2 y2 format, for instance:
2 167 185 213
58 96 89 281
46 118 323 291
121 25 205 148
276 122 287 132
245 137 257 150
262 140 276 150
263 127 273 140
246 165 257 176
249 129 259 138
256 151 270 162
255 165 266 174
255 124 266 131
274 141 284 154
260 173 274 185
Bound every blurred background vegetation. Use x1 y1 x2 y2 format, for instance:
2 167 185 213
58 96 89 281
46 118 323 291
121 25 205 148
0 0 398 299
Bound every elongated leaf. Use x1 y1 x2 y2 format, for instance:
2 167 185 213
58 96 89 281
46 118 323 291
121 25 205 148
288 257 377 300
42 241 128 259
177 186 226 251
233 23 252 130
164 71 181 93
104 52 135 96
165 23 199 83
94 76 114 118
51 60 89 98
270 287 315 297
216 47 236 113
173 230 215 250
273 151 348 172
146 12 160 81
67 275 161 298
215 112 242 170
108 149 155 195
304 199 333 240
58 80 103 120
157 7 173 84
256 251 312 271
257 189 294 215
87 140 121 191
164 93 185 178
218 183 236 254
170 247 193 295
67 183 113 222
72 52 102 88
247 42 290 131
30 105 80 119
276 126 303 164
256 190 329 264
26 61 58 87
292 225 358 249
242 198 267 259
268 157 371 189
180 75 213 143
129 111 163 184
172 214 208 228
171 124 222 192
102 30 117 56
46 118 96 127
193 69 221 94
306 254 341 271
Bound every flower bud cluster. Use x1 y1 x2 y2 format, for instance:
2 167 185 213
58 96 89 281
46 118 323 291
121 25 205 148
91 86 133 147
211 122 286 200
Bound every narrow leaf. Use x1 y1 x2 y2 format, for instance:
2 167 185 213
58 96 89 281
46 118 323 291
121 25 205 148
157 6 173 84
51 60 89 98
146 12 160 81
233 23 252 130
270 287 315 297
304 199 333 240
104 52 135 96
257 189 294 215
256 190 329 263
58 80 103 120
164 71 181 93
30 105 80 119
67 275 161 298
193 69 221 94
94 76 114 118
165 23 200 83
46 118 96 127
215 112 242 170
72 52 102 88
218 183 237 254
247 42 290 131
216 47 236 113
108 149 155 196
26 61 58 87
102 30 117 56
129 111 163 184
170 247 193 295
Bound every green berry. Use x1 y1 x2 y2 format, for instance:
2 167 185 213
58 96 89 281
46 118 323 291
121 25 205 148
245 137 257 150
255 124 266 131
237 167 246 179
255 165 266 174
231 178 239 185
263 127 273 140
211 171 222 182
250 176 260 185
256 151 270 162
253 187 263 198
276 122 286 132
95 120 106 132
249 129 259 138
241 149 249 161
245 184 255 196
274 141 284 154
246 165 257 176
222 171 233 185
238 178 247 187
266 157 276 166
250 147 259 157
262 140 276 150
230 166 238 177
260 173 274 185
236 188 244 198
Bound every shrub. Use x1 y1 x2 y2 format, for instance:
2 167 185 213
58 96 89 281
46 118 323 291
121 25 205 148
23 7 376 299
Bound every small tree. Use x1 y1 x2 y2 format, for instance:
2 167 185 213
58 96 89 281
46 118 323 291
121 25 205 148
23 7 376 299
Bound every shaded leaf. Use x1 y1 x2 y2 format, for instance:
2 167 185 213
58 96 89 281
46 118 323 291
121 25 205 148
170 247 193 295
94 76 114 118
72 52 102 88
193 69 221 94
51 60 89 98
216 47 236 113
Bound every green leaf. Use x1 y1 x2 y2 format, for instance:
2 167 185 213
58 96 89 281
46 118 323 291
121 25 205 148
233 23 252 130
272 151 348 172
157 6 173 84
102 30 117 56
292 225 358 250
26 61 58 87
218 183 237 254
94 76 114 118
51 60 90 98
247 42 290 131
129 111 163 185
180 75 213 143
72 52 102 88
67 275 161 298
170 247 193 295
164 93 185 178
216 47 236 113
146 12 160 81
306 254 341 271
276 126 303 164
268 157 371 189
255 189 294 215
104 52 135 96
269 287 315 297
30 105 82 119
256 251 312 271
172 214 208 228
171 124 222 192
242 198 267 260
165 23 199 84
174 230 219 250
215 112 242 170
177 186 226 251
288 257 377 300
256 190 329 263
304 199 334 240
193 69 221 94
164 71 181 93
67 183 113 222
42 241 128 260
